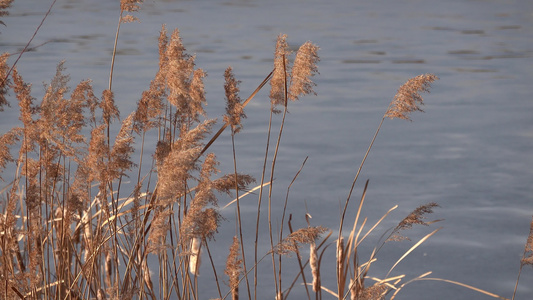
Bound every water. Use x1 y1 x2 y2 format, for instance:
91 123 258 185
1 0 532 299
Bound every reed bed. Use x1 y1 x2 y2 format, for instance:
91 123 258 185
1 1 532 299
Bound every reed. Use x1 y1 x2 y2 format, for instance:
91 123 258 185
0 1 529 300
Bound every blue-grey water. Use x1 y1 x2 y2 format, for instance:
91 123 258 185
1 0 532 299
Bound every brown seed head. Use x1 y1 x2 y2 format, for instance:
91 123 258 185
385 74 438 121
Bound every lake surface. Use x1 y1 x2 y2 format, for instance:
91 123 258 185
2 0 532 299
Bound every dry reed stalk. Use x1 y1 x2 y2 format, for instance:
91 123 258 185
265 34 320 300
310 241 319 292
224 65 254 299
339 74 438 240
1 0 56 93
189 237 202 276
336 236 345 297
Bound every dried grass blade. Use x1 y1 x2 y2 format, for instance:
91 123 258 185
386 227 442 277
416 278 510 300
390 271 432 300
222 181 271 209
356 205 398 248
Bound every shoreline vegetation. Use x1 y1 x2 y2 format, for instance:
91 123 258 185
1 1 532 299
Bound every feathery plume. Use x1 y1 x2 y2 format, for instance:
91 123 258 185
270 34 290 109
120 0 143 12
385 74 438 121
189 68 207 120
158 25 168 70
225 236 242 300
181 153 222 240
100 89 120 126
133 79 165 134
40 63 89 158
165 29 193 110
272 226 327 255
0 0 13 15
224 67 245 133
224 67 246 133
0 128 20 179
109 112 136 179
120 0 143 23
289 41 319 101
359 283 387 300
87 124 108 183
212 173 255 195
12 68 37 129
158 119 215 204
521 217 533 267
0 52 10 110
71 79 99 127
146 208 172 253
388 202 440 241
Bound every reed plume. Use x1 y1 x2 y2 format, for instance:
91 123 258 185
224 66 245 133
158 119 215 204
270 34 290 109
181 153 221 241
213 173 255 195
388 202 440 242
272 226 327 256
100 89 120 127
120 0 143 23
0 53 10 109
109 112 136 179
521 217 533 267
0 128 19 178
0 0 13 17
385 74 438 121
12 68 37 134
225 236 243 300
288 41 320 101
513 217 533 299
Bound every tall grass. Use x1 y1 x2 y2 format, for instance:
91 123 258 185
0 1 531 299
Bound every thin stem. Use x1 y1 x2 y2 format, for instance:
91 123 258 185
269 56 289 297
255 102 274 300
231 129 252 300
1 0 57 86
109 10 123 91
338 116 386 238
